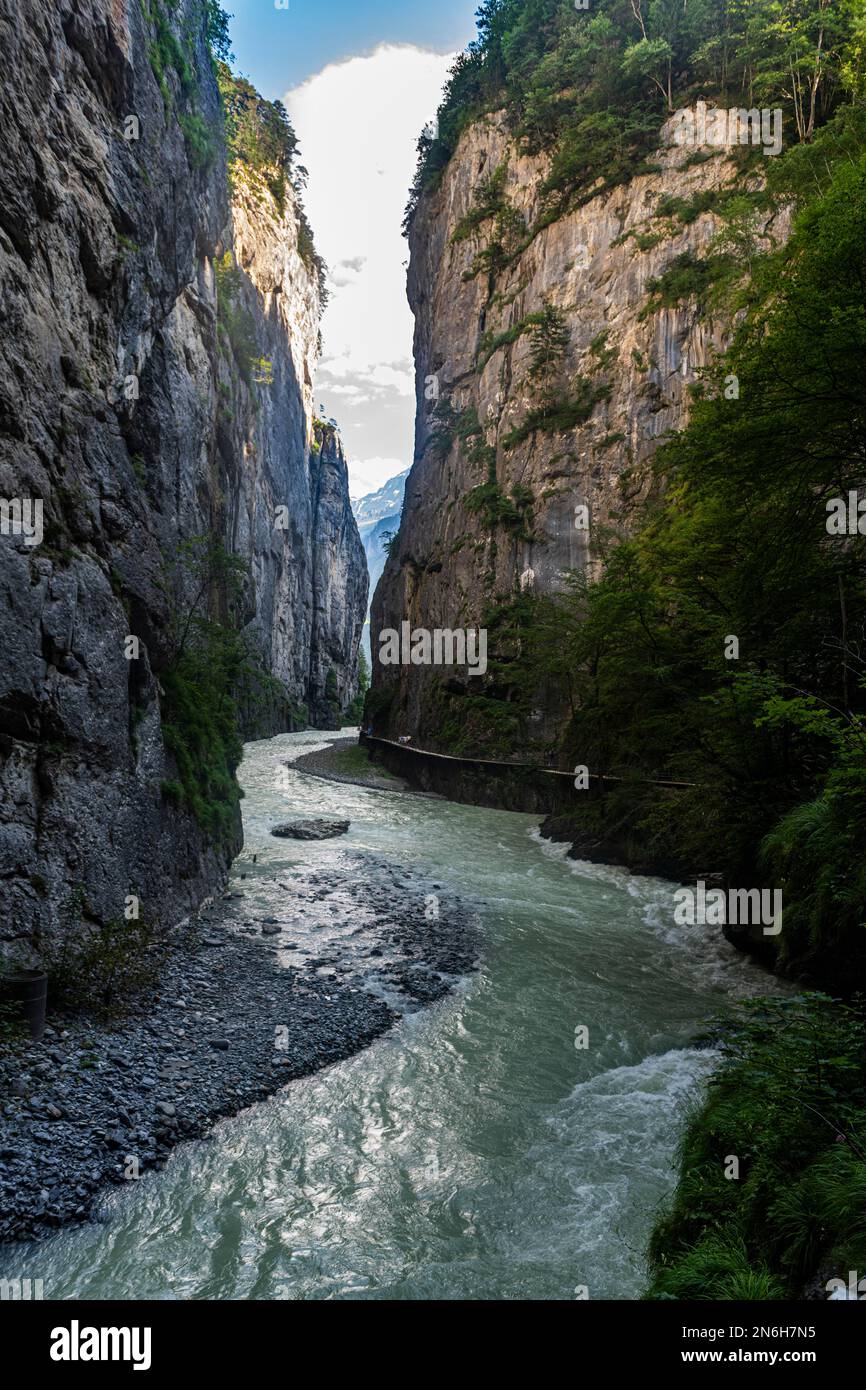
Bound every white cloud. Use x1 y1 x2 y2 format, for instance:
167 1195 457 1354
286 44 453 496
366 362 415 394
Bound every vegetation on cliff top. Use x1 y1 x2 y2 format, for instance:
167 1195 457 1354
216 63 327 300
144 4 326 296
406 0 865 229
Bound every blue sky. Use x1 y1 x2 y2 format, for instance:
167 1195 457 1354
228 0 476 100
223 1 478 499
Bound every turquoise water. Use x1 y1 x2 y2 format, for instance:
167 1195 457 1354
2 731 777 1300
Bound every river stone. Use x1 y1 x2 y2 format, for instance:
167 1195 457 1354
271 820 351 841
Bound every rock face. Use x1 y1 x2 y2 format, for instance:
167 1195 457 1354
307 423 368 729
222 178 366 737
371 110 787 752
0 0 366 953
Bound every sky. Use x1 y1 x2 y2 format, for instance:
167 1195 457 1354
225 1 478 498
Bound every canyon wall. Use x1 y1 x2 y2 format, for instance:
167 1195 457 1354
372 111 785 754
0 0 365 953
218 167 367 735
307 421 368 728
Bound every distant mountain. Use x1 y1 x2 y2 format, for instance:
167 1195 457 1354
353 469 410 533
352 469 409 661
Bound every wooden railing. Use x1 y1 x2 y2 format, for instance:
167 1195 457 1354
360 736 695 789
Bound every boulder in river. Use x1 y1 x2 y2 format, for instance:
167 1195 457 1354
271 820 351 841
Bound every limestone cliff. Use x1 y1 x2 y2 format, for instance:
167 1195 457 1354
216 167 367 736
0 0 366 953
307 422 368 729
372 110 787 753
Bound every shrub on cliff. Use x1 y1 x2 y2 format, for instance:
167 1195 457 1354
39 892 162 1021
158 538 251 844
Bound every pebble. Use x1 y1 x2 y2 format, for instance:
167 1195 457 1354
0 845 478 1246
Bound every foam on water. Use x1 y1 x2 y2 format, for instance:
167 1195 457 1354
530 826 782 998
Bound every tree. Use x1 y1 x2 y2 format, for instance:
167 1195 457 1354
527 301 570 405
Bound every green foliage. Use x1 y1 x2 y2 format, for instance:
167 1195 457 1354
217 63 326 299
465 480 536 539
204 0 233 65
347 647 370 723
641 250 737 316
178 110 216 169
526 301 570 399
217 62 298 212
425 400 496 470
39 891 161 1020
143 2 227 167
449 160 527 279
452 161 511 241
477 308 547 370
434 593 540 757
462 205 527 280
648 995 866 1299
215 251 261 388
756 684 866 975
364 683 395 731
296 221 326 298
329 742 399 781
158 537 251 844
655 188 726 224
502 378 611 449
406 0 864 236
145 0 196 110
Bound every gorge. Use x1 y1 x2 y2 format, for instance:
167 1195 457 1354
2 0 866 1317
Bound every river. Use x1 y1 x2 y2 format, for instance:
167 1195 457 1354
3 730 777 1300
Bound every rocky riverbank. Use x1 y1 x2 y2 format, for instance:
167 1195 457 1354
292 736 412 792
0 852 479 1244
